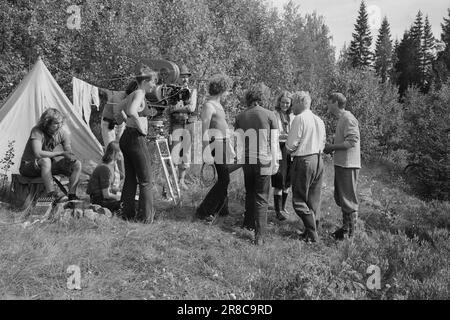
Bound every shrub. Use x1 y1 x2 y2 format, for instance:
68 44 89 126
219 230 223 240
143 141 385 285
402 84 450 200
329 68 404 161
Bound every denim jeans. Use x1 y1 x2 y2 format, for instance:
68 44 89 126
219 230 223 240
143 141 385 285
196 163 230 217
119 127 154 222
242 164 271 239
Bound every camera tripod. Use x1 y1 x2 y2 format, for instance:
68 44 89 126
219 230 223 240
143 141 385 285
149 121 181 206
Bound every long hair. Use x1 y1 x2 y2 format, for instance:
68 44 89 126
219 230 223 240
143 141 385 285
125 80 138 95
275 91 292 130
102 141 121 163
275 91 293 113
37 108 65 132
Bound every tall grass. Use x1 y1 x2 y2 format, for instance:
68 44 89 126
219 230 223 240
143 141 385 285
0 160 449 300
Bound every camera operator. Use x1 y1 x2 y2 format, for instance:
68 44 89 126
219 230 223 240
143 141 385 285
166 65 198 190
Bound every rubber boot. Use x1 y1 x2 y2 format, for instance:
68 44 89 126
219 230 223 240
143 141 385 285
347 212 356 237
274 195 286 221
282 192 290 215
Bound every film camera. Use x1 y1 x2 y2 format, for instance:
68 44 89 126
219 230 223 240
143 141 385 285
150 84 191 107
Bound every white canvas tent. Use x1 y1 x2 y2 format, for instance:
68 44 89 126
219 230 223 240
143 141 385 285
0 57 103 178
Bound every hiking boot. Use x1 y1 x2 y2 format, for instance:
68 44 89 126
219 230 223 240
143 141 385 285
242 222 255 232
276 210 287 221
332 227 349 241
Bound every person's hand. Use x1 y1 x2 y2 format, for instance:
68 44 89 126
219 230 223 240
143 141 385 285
323 143 334 155
271 161 280 175
279 133 288 141
61 151 76 160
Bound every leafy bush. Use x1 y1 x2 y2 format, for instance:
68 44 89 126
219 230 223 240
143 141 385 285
402 84 450 200
329 68 404 161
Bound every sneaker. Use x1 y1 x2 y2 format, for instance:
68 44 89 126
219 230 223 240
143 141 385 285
68 194 80 201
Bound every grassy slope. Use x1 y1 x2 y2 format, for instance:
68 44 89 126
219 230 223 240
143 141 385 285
0 159 449 300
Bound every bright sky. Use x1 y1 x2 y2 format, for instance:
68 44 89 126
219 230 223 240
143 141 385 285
267 0 449 56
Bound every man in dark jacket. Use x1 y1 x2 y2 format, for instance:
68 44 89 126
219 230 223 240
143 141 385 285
234 83 280 245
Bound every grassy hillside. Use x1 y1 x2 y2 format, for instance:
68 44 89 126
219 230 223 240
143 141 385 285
0 159 449 300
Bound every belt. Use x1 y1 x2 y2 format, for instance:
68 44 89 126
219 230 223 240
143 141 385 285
293 153 319 158
294 152 322 175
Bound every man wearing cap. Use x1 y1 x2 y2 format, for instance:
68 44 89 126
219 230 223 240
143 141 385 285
286 91 326 243
324 92 361 240
167 64 198 190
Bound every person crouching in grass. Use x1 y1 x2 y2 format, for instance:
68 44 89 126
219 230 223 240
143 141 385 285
87 141 122 212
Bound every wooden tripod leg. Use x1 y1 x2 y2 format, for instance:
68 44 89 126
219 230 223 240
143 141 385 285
161 158 175 201
156 138 178 205
167 157 181 203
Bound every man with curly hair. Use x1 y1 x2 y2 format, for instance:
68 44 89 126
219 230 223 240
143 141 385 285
195 74 233 221
19 108 82 202
234 82 280 245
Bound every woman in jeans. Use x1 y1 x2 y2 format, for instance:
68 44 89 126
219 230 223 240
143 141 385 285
119 65 158 223
271 91 294 221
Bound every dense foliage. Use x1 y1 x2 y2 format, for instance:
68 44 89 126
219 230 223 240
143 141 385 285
402 85 450 200
0 0 335 105
0 0 449 201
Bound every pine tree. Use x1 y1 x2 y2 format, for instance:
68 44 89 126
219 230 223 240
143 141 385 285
408 11 424 88
432 9 450 89
394 31 416 96
438 9 450 75
421 15 435 92
374 16 393 83
348 1 373 68
442 8 450 49
390 39 400 83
